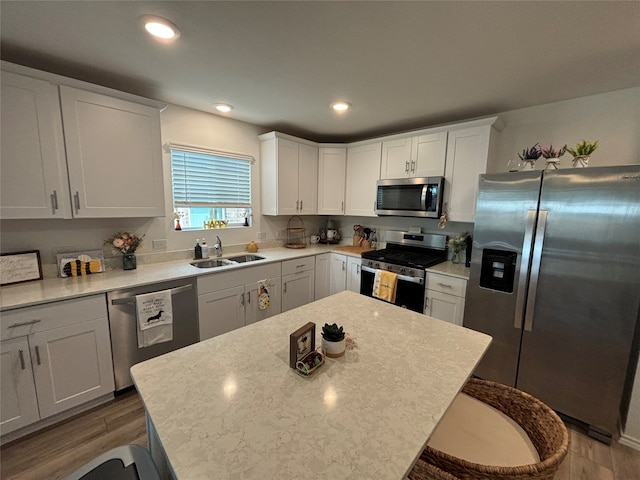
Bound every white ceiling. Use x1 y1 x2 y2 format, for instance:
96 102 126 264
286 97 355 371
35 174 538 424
1 1 639 142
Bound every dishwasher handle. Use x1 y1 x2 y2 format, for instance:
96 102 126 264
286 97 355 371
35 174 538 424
110 284 193 305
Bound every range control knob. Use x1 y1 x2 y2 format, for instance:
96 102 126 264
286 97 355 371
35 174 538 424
374 262 380 269
400 268 406 274
387 265 393 271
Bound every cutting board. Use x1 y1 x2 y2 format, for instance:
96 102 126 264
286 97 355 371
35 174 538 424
332 245 374 255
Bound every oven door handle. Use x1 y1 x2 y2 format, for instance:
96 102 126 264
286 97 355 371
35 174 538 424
110 284 193 305
361 265 424 285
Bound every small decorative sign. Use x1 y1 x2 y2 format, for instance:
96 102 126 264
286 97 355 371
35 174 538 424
56 250 105 277
0 250 43 286
290 322 316 369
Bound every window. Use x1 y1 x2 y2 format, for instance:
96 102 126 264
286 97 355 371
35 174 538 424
169 144 253 230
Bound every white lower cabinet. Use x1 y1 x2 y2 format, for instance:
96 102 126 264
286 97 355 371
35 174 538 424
314 253 331 300
0 295 114 437
346 257 362 293
330 253 347 295
282 257 315 312
424 272 467 326
197 263 282 341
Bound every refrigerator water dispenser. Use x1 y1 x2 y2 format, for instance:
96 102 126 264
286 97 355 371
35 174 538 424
480 249 517 293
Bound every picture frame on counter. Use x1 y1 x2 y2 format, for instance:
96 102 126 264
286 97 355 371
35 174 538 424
290 322 316 368
0 250 43 286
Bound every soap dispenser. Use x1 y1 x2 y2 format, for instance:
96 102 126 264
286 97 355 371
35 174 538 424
201 238 209 258
194 239 203 259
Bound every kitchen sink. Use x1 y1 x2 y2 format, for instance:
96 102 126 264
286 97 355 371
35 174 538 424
190 259 236 268
226 254 264 263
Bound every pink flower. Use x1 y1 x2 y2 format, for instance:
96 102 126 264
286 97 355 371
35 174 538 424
113 238 125 248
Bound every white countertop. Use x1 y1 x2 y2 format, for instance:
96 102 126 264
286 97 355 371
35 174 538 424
0 243 466 311
131 291 492 480
0 245 337 311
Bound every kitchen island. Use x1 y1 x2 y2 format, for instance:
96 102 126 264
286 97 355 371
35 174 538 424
131 291 491 479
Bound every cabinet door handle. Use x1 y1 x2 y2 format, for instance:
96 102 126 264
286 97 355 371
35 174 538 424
240 293 245 306
19 349 26 370
247 291 251 304
411 160 416 172
300 200 303 210
296 200 299 211
73 191 81 213
35 346 41 366
8 319 41 328
405 161 409 173
283 282 287 294
436 282 453 289
357 265 360 274
50 190 59 214
342 261 346 271
341 201 344 212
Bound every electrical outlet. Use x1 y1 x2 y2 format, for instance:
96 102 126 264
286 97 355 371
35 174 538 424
257 231 266 240
152 239 168 250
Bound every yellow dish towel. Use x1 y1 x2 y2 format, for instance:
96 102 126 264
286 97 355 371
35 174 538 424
373 269 398 303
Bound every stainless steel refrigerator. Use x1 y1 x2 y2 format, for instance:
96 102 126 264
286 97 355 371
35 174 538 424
464 165 640 441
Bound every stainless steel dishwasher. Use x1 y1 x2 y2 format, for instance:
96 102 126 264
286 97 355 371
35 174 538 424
107 277 199 391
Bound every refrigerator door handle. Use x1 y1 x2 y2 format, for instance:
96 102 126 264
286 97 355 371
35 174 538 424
514 209 538 329
524 210 548 332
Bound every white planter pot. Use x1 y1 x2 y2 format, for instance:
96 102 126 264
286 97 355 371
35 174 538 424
322 337 346 358
572 155 590 168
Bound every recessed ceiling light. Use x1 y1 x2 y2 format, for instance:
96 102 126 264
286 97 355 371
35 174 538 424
331 101 351 112
214 103 233 113
141 15 180 40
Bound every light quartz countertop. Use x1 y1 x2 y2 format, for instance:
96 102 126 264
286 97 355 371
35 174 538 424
426 261 470 280
131 291 492 480
0 244 466 311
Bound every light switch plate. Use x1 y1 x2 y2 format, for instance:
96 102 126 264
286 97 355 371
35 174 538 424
152 239 168 250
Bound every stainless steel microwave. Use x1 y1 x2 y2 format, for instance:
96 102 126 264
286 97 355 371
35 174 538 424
375 177 444 218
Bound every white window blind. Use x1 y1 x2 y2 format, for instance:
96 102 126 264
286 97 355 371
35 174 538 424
170 146 252 208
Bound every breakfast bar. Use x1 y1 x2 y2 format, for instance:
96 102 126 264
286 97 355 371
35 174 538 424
130 291 492 479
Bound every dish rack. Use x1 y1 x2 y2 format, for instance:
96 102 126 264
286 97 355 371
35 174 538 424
286 215 307 249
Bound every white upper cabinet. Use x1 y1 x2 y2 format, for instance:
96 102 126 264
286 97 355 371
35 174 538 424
1 68 165 219
345 142 382 216
1 72 71 219
60 86 164 218
317 146 346 215
260 132 318 215
380 131 447 179
443 118 500 222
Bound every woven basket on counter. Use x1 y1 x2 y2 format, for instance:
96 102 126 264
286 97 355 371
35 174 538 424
285 215 307 249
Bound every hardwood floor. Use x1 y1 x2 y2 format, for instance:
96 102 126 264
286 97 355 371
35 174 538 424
1 389 639 479
1 389 146 480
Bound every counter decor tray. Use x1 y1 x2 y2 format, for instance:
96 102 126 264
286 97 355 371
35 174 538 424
295 348 325 377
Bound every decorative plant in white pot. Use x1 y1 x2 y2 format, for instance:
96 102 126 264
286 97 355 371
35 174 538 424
321 323 346 358
567 140 599 168
540 144 567 169
517 144 542 170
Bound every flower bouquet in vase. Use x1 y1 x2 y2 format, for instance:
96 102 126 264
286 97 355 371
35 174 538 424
105 232 144 270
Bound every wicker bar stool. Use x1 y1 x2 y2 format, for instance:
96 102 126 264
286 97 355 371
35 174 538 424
408 458 460 480
420 378 569 480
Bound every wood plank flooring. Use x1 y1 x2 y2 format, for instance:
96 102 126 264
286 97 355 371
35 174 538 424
1 388 639 479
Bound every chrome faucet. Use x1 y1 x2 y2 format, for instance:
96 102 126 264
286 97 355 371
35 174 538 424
214 236 223 257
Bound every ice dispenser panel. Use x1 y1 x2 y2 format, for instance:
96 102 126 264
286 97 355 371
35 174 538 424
480 249 517 293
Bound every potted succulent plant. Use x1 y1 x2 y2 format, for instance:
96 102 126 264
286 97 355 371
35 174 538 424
321 323 346 358
540 144 567 170
518 143 542 170
567 140 599 168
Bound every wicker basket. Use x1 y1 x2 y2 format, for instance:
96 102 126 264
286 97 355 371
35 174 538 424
420 378 569 480
408 459 460 480
285 215 307 249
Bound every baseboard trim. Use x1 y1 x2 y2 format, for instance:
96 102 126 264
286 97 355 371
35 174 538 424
619 433 640 452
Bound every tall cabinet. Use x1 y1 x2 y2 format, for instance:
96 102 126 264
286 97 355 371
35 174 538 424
317 146 346 215
345 142 382 216
260 132 318 215
1 65 166 219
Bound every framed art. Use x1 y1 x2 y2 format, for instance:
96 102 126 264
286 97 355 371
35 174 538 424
289 322 316 368
0 250 43 286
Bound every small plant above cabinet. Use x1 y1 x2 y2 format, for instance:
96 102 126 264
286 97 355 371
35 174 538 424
260 132 318 216
1 65 165 220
